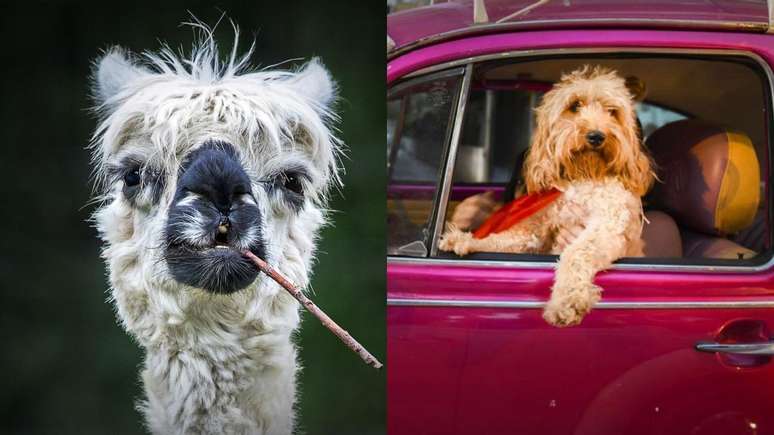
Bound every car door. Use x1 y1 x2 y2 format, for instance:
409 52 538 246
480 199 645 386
388 56 774 435
389 261 774 435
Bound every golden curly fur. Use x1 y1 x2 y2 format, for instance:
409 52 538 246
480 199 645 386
440 66 655 326
524 66 653 196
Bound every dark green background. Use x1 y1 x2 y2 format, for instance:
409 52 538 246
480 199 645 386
0 2 385 434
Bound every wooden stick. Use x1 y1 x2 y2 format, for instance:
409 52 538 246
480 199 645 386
242 250 383 369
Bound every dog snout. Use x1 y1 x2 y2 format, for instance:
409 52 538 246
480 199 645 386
586 130 606 147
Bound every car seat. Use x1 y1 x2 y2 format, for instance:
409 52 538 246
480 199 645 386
645 119 761 259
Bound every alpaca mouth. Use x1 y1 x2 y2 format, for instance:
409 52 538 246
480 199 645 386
162 141 267 294
165 239 265 294
214 230 230 247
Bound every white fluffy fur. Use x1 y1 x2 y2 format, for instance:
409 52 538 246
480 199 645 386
90 29 340 434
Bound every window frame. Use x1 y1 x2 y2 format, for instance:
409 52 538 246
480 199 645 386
387 66 468 255
387 47 774 274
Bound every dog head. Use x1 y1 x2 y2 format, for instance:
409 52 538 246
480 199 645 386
524 65 654 196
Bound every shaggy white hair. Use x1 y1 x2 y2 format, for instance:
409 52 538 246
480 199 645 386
90 27 341 435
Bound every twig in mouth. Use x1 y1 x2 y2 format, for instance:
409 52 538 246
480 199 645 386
242 250 383 370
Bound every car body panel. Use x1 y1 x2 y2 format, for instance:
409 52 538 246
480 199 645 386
388 6 774 435
387 29 774 83
387 0 769 57
388 261 774 434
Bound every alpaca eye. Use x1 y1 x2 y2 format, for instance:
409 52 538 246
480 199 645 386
569 100 581 113
282 173 303 195
124 168 141 187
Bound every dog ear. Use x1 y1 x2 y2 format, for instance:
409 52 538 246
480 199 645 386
523 106 560 193
620 111 655 196
93 47 147 105
629 147 656 197
290 58 337 110
523 91 564 193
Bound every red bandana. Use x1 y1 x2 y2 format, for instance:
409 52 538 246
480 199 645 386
473 188 561 239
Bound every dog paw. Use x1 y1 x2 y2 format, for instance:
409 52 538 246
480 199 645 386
542 283 601 327
438 227 474 256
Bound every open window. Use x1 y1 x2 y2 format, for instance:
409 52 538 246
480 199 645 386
388 52 773 268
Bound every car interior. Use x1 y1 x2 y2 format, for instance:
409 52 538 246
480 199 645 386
388 54 771 265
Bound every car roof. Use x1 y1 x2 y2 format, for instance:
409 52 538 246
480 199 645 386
387 0 770 57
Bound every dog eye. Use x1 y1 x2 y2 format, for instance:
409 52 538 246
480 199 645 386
569 100 581 113
608 108 618 117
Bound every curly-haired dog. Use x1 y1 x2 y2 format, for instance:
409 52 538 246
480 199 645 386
440 66 654 327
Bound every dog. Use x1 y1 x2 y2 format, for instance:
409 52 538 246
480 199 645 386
439 65 655 327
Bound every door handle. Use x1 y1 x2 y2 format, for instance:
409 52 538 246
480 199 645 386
695 341 774 355
695 319 774 367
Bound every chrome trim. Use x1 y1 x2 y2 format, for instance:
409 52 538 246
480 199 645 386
696 341 774 355
429 64 473 257
769 0 774 34
388 255 774 273
387 19 768 60
388 298 774 309
473 0 489 24
389 47 774 274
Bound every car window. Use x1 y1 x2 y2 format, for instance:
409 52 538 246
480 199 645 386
455 89 688 185
637 102 687 138
387 69 463 256
433 55 770 265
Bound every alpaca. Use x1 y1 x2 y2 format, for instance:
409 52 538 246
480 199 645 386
440 66 654 327
89 31 341 434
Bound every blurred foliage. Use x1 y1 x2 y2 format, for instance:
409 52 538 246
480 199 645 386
0 1 385 434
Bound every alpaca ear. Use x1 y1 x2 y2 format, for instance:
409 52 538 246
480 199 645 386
291 58 336 109
93 48 146 104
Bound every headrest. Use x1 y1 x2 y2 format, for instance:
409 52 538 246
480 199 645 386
646 119 760 236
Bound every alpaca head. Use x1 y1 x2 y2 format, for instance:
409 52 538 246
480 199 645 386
524 65 654 196
90 37 340 329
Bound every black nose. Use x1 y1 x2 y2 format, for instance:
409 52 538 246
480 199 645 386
176 141 252 212
165 140 265 295
586 131 606 147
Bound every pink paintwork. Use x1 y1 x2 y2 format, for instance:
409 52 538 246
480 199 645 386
389 264 774 435
388 0 768 55
388 29 774 84
388 5 774 435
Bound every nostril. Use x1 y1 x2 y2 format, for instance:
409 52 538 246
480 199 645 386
586 131 606 146
218 216 230 234
215 216 230 245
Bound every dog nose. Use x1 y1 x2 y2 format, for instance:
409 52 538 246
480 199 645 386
586 131 606 147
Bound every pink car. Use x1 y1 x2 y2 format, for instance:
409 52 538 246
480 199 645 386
387 1 774 434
